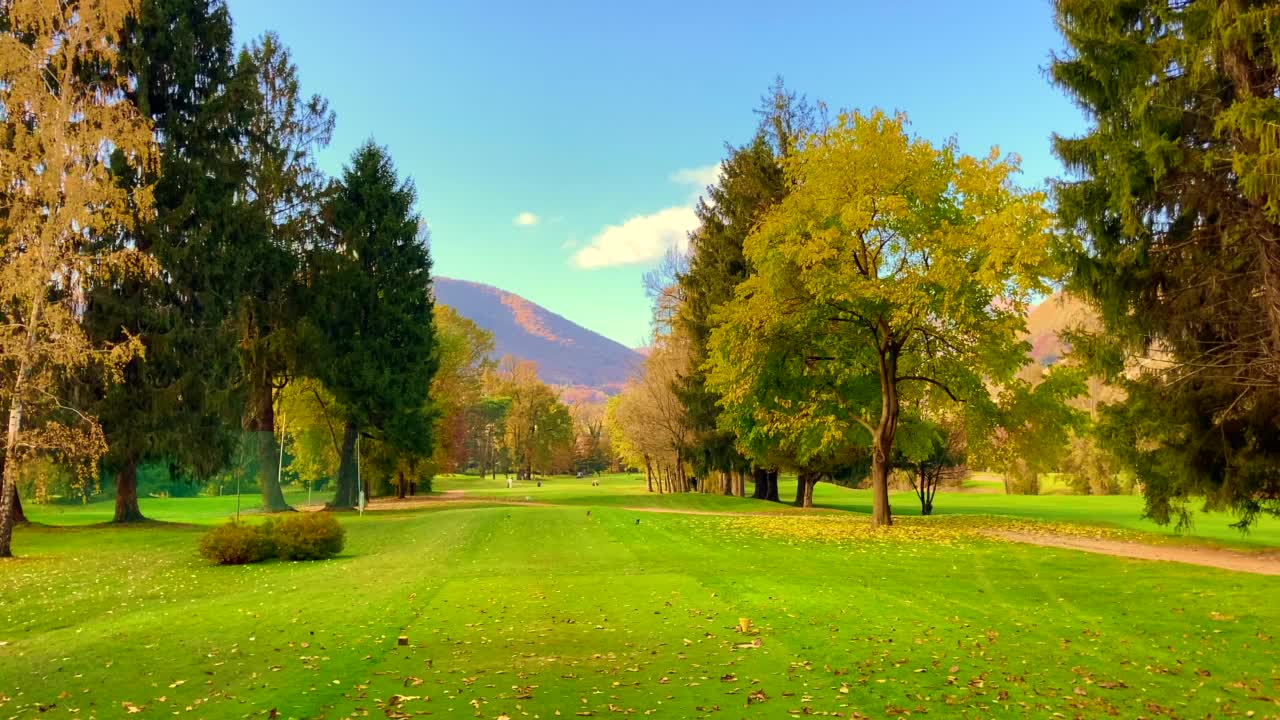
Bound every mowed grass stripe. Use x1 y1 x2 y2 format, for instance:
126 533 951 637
2 502 1278 718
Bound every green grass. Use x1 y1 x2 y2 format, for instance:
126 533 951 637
3 479 1277 719
21 488 322 526
433 473 1280 549
4 491 1280 719
803 482 1280 549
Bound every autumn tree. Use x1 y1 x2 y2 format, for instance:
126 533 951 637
1052 0 1280 528
236 32 335 511
309 142 437 509
0 0 156 556
675 82 809 498
612 339 693 493
707 111 1061 526
428 306 494 476
571 402 611 475
277 377 342 494
892 414 965 515
464 395 511 479
492 358 573 479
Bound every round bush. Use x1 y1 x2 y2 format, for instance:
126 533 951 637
198 522 273 565
270 512 345 561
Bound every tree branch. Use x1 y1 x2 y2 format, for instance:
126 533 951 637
897 375 963 403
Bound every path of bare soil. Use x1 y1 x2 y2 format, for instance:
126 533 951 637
989 530 1280 576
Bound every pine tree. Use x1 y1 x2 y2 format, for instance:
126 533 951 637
1051 0 1280 528
237 32 335 512
311 143 437 510
85 0 258 522
674 80 806 499
676 136 786 495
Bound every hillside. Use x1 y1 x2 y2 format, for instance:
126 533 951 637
1024 292 1098 366
434 277 642 397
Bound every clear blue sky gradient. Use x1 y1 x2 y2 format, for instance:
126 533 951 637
225 0 1086 348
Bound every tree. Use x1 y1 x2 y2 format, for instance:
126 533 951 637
493 358 573 479
892 415 965 515
571 402 611 475
237 32 335 512
675 82 808 496
676 136 785 492
464 395 511 479
612 340 693 493
428 306 494 476
707 110 1061 526
277 377 342 494
309 142 437 510
970 365 1085 496
0 0 156 556
84 0 257 523
1051 0 1280 528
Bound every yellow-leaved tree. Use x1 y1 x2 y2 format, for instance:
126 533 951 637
706 111 1063 527
0 0 156 557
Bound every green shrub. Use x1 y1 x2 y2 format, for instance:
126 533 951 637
269 512 345 561
198 522 274 565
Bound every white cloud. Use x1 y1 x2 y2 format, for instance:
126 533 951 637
670 164 721 191
573 206 698 269
571 163 720 270
514 211 540 227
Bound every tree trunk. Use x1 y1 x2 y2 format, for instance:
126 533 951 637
803 473 817 508
11 483 26 525
721 470 732 496
870 348 899 527
0 454 23 526
245 376 291 512
1 362 33 557
328 421 360 510
916 467 935 516
765 469 780 502
751 467 766 499
397 469 407 499
113 459 146 523
793 471 807 506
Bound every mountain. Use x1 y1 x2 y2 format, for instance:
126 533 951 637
433 277 642 399
1024 292 1099 366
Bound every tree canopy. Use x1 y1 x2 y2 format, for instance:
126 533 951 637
1052 0 1280 528
707 110 1063 525
309 142 437 509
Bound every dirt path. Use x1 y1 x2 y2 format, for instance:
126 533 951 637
989 530 1280 576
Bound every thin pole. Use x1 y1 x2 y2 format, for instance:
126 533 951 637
356 434 364 515
277 407 286 503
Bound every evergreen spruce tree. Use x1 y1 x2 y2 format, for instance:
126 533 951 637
237 33 335 512
1052 0 1280 528
675 80 808 499
311 143 437 510
86 0 258 522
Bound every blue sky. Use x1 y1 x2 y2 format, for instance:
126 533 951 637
225 0 1086 348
